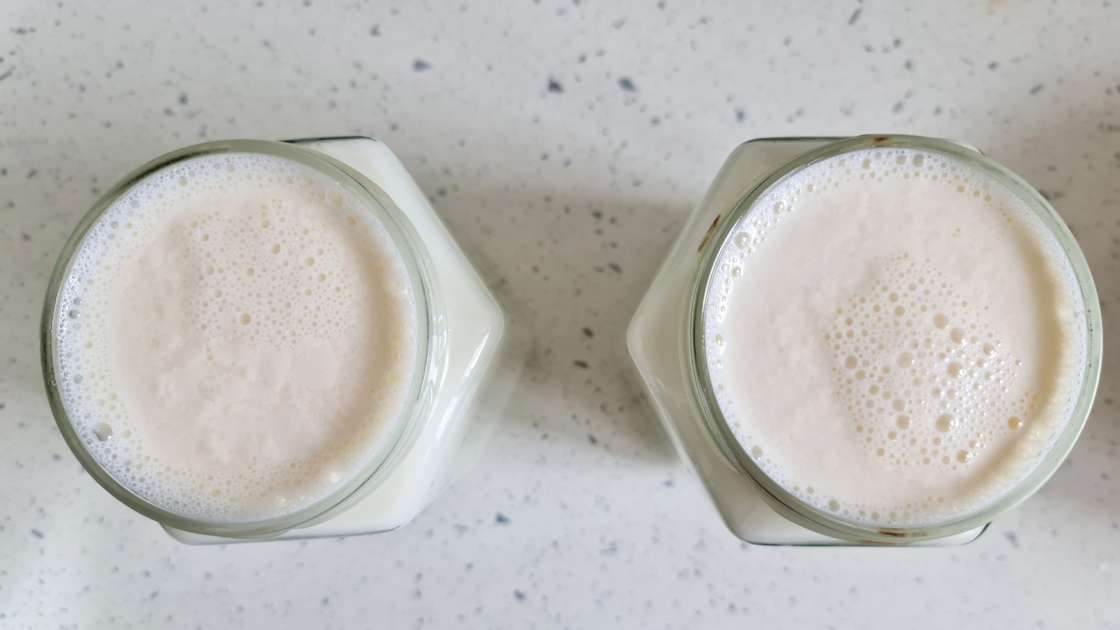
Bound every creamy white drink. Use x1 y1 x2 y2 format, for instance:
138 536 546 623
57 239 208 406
702 147 1088 528
52 152 419 523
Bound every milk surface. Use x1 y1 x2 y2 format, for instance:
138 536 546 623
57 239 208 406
54 152 418 523
703 147 1087 528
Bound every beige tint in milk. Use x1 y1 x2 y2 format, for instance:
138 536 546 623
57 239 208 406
702 147 1087 528
53 152 419 523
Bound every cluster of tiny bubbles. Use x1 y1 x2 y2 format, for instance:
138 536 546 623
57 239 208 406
821 253 1035 521
51 152 413 522
176 178 365 351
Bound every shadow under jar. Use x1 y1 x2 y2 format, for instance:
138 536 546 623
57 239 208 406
628 135 1102 545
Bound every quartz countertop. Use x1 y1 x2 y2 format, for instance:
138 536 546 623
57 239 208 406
1 1 1117 628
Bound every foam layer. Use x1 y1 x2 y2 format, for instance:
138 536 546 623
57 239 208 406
703 147 1088 528
53 152 419 523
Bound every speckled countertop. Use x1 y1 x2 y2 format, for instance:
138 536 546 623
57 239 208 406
1 1 1118 628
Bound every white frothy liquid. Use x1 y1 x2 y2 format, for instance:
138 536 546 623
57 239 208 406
53 152 418 523
703 147 1088 528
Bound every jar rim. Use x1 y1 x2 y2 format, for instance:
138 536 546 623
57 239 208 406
40 138 438 538
688 134 1103 543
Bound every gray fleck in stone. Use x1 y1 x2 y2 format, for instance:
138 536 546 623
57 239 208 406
495 512 510 525
573 360 589 368
547 78 563 93
413 59 431 72
617 77 636 92
1029 83 1044 95
848 8 862 25
30 529 43 539
513 590 526 601
1003 531 1019 548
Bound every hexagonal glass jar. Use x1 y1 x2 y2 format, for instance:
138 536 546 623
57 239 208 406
42 136 511 543
626 136 1101 546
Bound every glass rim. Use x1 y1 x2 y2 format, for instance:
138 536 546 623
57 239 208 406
688 134 1103 543
40 138 439 538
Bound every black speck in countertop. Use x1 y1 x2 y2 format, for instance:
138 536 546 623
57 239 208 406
573 360 589 369
369 24 380 36
547 78 564 93
513 590 526 602
893 37 902 48
10 27 35 35
581 327 594 338
903 59 913 71
608 262 621 273
494 512 511 525
735 108 745 123
0 68 12 82
1003 531 1020 548
892 101 904 114
617 77 636 92
26 168 37 179
1029 83 1044 95
30 529 43 539
848 8 862 25
988 61 1000 70
587 433 598 445
413 59 431 72
178 92 189 105
20 233 30 242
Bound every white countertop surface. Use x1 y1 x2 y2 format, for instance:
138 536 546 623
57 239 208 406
1 1 1118 628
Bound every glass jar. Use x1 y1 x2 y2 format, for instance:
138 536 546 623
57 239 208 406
42 136 516 543
627 135 1102 546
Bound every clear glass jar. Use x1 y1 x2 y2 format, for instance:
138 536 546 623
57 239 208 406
628 135 1102 546
42 137 513 543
